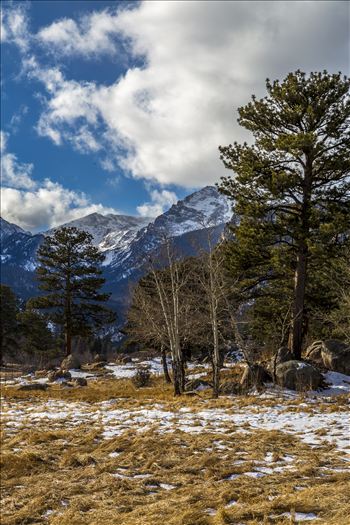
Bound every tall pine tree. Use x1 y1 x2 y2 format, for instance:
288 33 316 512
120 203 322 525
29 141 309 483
219 71 350 358
32 227 116 356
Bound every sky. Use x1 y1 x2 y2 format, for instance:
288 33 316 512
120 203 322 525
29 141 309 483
1 0 349 232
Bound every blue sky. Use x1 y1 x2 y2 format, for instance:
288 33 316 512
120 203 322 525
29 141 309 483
1 1 348 231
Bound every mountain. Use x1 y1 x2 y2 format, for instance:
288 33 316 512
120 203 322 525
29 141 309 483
0 186 232 318
0 217 30 242
47 213 151 250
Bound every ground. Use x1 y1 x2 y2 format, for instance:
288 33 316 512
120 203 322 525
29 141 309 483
1 359 349 525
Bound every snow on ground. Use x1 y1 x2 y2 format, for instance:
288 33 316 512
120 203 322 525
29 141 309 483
2 395 349 454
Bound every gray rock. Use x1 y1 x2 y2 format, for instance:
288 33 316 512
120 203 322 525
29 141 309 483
304 341 324 365
321 340 350 375
275 360 322 391
48 369 72 382
73 377 88 387
61 354 81 370
240 364 271 389
17 383 48 391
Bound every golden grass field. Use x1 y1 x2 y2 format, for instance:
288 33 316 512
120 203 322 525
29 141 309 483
1 370 350 525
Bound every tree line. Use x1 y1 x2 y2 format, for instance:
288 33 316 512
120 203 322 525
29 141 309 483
126 70 350 396
1 70 349 397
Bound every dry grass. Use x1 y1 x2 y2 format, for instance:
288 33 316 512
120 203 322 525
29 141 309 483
1 376 350 525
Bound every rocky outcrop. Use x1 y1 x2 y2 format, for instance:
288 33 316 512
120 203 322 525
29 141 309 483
275 360 322 391
61 354 81 370
48 369 72 382
305 340 350 374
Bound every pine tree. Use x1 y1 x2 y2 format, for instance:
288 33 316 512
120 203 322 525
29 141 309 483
0 284 19 365
17 307 57 361
219 71 350 358
32 227 116 356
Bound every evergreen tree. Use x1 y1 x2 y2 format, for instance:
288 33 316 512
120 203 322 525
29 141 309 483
17 307 57 360
32 227 116 355
219 71 350 358
0 284 19 365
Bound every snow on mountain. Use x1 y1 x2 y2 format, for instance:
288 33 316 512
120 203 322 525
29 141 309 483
46 213 151 251
0 186 232 307
0 217 30 242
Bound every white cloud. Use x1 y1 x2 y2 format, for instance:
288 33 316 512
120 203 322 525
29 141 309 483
37 9 122 58
0 131 118 231
25 1 348 188
1 180 118 232
137 189 178 217
0 4 31 52
0 131 36 189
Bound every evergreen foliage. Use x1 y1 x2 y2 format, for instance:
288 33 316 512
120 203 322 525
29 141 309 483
219 70 350 358
0 284 19 364
31 227 116 355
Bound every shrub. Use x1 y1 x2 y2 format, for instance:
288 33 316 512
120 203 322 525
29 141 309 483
132 366 152 388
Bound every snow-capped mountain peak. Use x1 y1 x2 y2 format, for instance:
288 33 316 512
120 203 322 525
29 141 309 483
0 217 31 242
46 213 151 251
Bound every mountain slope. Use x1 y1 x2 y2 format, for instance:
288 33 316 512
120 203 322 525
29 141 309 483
0 187 232 313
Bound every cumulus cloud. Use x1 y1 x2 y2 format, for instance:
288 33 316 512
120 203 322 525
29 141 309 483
25 1 348 188
37 9 122 58
1 180 118 232
2 2 349 190
137 188 178 217
1 131 36 189
0 131 118 231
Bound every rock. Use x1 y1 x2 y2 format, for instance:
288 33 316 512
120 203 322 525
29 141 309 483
48 369 72 382
271 346 294 372
305 339 350 374
304 341 324 365
73 377 88 387
275 360 322 391
61 354 81 370
185 378 211 391
34 370 48 379
85 361 106 371
17 383 48 391
321 340 350 374
240 364 271 389
93 353 106 363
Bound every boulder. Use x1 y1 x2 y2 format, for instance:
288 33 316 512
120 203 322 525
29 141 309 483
321 340 350 375
17 383 48 391
48 369 72 382
73 377 88 387
304 341 324 365
61 354 81 370
271 346 294 372
305 339 350 374
240 364 271 389
275 360 322 391
34 370 48 379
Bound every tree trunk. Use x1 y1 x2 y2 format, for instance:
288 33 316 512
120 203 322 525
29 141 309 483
65 329 72 356
289 244 308 360
161 344 171 383
172 357 182 396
